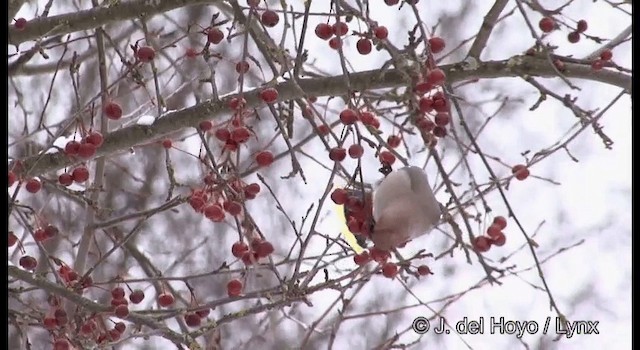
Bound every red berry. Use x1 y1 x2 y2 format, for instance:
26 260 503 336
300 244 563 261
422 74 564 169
85 131 104 147
348 144 364 159
43 317 57 330
104 102 122 120
114 322 126 333
387 135 401 148
370 247 390 263
385 0 399 5
315 23 333 40
539 17 555 33
44 225 58 238
199 120 213 131
111 287 125 300
235 61 250 74
330 188 349 205
301 107 314 120
434 112 450 126
416 117 435 132
486 224 502 238
367 117 381 129
184 313 201 327
213 128 230 142
112 300 128 308
8 231 18 247
359 111 375 125
77 143 97 159
245 183 261 196
223 201 242 216
491 232 506 247
207 28 224 44
231 127 251 143
256 150 274 167
107 329 121 341
195 308 210 318
25 178 41 193
428 37 445 54
379 151 395 165
328 37 342 50
347 217 362 234
14 18 27 30
80 321 95 334
8 170 16 187
427 68 446 85
576 19 588 33
356 38 372 55
591 60 604 71
136 46 155 62
72 166 90 183
417 265 431 276
374 26 389 40
353 251 371 266
129 289 145 304
114 304 129 318
418 97 434 113
567 31 580 43
260 88 279 103
59 173 75 186
261 10 279 27
329 147 346 162
493 216 507 230
227 279 243 297
433 126 447 138
332 22 349 36
317 124 330 136
33 228 47 242
185 47 198 59
231 241 249 258
600 49 613 61
247 0 260 7
511 164 530 180
158 293 174 307
241 251 259 265
19 255 37 270
381 262 398 278
473 236 491 253
224 139 239 152
203 204 225 222
256 241 274 257
64 140 81 155
339 108 358 125
432 94 448 112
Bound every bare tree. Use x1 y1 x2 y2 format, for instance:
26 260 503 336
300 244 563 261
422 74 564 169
8 1 631 349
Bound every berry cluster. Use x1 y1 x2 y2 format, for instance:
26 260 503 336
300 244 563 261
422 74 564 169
231 237 275 266
188 176 261 222
472 216 508 253
353 246 431 279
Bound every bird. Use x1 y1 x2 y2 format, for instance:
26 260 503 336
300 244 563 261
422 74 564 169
369 166 442 251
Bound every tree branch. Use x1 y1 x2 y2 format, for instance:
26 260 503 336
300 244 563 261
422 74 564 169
9 265 191 347
9 0 221 46
16 56 631 177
